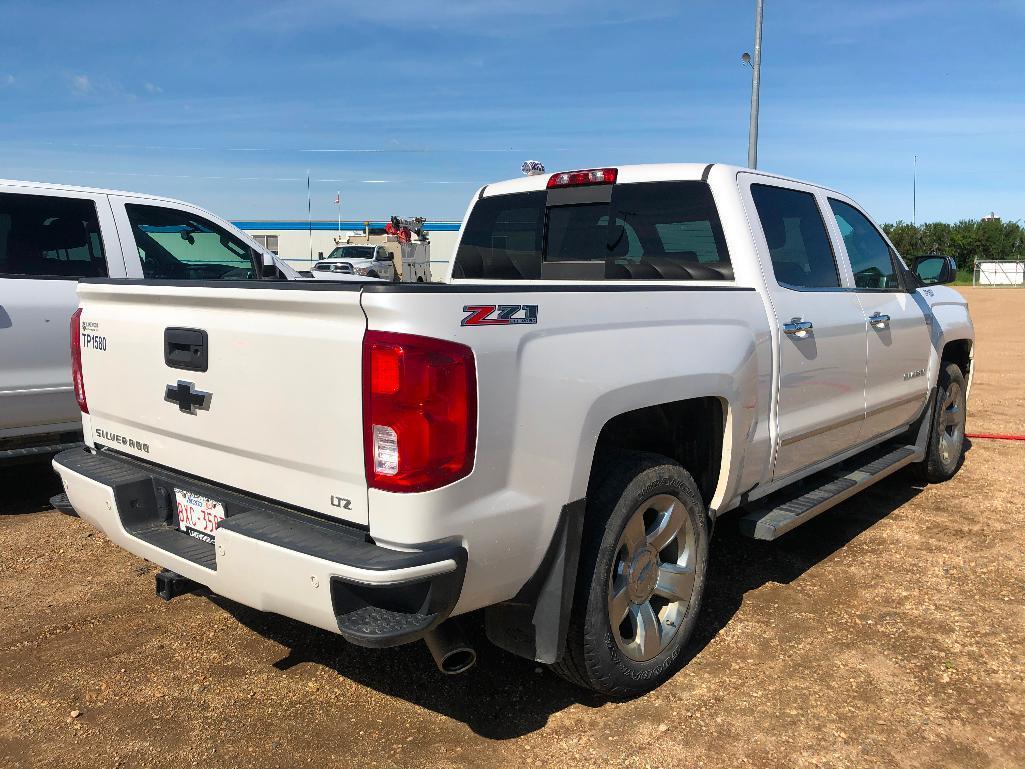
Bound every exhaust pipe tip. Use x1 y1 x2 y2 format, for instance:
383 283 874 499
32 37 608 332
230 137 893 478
424 620 477 675
438 646 477 675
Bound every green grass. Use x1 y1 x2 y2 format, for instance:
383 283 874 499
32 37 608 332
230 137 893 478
951 270 974 286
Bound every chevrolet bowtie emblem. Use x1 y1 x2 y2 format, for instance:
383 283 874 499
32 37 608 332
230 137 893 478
164 380 212 414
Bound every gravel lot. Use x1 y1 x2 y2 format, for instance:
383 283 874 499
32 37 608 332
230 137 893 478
2 287 1023 769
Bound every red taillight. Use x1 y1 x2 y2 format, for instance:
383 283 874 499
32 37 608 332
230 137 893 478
70 307 88 414
546 168 618 189
362 331 477 493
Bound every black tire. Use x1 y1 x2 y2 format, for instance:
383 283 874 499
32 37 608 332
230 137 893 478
366 270 379 279
914 361 967 483
551 451 709 697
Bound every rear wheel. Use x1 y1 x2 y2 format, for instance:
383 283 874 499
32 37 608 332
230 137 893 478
915 362 967 483
551 451 709 697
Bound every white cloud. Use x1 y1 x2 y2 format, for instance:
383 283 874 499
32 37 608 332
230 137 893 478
70 74 92 95
144 82 162 94
1 74 13 87
67 73 135 100
244 0 676 34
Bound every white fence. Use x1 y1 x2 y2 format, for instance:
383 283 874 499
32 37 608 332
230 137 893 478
974 260 1025 286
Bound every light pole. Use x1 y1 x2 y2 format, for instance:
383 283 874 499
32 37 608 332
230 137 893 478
743 0 765 169
913 154 918 227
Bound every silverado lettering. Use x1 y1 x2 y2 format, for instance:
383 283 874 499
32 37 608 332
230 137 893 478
94 429 150 454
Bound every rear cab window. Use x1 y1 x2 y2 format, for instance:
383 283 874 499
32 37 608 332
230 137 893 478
0 192 107 278
453 181 733 281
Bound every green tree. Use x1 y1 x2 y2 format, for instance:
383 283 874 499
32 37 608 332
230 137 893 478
883 218 1024 272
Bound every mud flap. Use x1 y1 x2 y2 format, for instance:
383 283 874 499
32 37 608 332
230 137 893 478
484 499 585 664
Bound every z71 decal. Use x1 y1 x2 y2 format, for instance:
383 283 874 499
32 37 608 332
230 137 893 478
461 304 538 327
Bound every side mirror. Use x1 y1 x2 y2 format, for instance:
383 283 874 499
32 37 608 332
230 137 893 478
913 255 957 286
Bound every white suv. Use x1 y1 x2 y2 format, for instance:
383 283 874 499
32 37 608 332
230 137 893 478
0 179 297 463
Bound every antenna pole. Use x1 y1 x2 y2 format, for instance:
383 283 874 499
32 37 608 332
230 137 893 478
913 154 917 227
747 0 764 169
307 171 312 267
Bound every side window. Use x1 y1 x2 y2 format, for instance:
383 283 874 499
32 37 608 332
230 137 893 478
125 204 258 280
828 199 900 290
0 192 107 278
750 185 839 289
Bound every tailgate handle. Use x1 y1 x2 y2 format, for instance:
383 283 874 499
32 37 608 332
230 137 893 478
164 327 208 372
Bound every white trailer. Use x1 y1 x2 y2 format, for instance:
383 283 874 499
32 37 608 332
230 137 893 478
974 260 1025 286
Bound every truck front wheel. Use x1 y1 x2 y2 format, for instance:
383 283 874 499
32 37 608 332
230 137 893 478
915 361 968 483
552 451 709 697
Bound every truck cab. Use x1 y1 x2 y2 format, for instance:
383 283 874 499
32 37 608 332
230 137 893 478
312 244 395 280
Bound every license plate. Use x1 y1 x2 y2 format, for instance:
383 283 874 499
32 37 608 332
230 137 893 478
174 488 226 543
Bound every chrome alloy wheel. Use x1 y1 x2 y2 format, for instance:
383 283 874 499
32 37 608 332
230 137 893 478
938 380 966 467
607 493 697 662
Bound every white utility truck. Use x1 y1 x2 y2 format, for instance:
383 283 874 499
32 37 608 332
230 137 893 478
54 164 973 695
311 217 432 282
0 179 298 465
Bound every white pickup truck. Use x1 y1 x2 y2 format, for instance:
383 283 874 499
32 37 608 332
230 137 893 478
0 179 298 464
53 164 973 696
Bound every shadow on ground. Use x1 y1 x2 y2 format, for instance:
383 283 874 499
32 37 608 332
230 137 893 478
211 467 929 739
0 456 63 515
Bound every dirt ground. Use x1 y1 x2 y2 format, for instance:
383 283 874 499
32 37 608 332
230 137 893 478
2 287 1023 769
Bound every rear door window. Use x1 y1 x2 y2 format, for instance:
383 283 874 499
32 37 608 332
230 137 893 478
750 184 840 289
452 181 732 280
125 204 259 280
0 192 107 278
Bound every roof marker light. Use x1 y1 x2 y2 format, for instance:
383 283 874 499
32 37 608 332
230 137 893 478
546 168 618 189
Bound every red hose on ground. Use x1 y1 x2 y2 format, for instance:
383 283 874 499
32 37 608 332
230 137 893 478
966 432 1025 441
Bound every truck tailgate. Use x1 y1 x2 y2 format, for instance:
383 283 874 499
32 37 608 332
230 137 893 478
76 282 369 525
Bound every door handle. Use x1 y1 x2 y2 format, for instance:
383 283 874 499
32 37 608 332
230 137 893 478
783 317 814 337
164 327 208 372
869 312 891 329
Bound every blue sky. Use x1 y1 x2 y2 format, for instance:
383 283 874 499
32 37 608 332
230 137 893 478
0 0 1022 223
